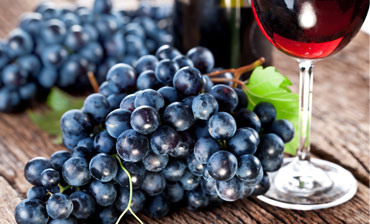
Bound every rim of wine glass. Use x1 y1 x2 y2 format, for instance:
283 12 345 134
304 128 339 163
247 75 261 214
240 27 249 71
256 157 358 211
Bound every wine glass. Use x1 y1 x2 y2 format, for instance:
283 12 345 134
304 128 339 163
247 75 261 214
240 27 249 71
251 0 369 209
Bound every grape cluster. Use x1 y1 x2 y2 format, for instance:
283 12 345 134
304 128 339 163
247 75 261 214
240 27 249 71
0 0 171 113
15 45 294 224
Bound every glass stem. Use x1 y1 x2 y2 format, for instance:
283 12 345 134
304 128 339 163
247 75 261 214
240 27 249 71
297 60 314 161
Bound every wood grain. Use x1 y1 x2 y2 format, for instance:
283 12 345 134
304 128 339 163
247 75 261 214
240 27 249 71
0 0 369 224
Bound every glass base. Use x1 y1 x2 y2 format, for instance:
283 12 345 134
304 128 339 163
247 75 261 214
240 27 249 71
257 158 358 210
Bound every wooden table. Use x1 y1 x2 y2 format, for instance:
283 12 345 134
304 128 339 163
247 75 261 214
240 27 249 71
0 1 369 223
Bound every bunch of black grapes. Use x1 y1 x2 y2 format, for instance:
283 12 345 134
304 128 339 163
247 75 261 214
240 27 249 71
0 0 171 112
15 45 294 224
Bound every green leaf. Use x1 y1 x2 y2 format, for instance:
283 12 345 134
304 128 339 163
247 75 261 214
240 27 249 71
28 88 85 143
246 66 299 155
47 88 84 111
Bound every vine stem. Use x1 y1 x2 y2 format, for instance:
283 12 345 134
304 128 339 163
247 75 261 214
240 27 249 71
88 72 99 93
210 78 248 91
205 57 265 88
113 154 144 224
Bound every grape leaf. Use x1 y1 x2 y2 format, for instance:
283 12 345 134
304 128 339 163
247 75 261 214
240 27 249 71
28 88 84 144
245 66 299 155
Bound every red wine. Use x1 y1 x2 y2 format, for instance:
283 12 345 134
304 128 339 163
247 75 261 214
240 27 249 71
251 0 369 59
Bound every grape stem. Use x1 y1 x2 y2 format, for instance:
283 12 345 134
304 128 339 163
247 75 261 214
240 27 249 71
206 57 265 88
113 154 144 224
88 72 99 93
210 78 247 91
58 184 71 193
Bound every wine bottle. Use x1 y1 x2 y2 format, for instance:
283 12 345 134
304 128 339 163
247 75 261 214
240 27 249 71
172 0 272 71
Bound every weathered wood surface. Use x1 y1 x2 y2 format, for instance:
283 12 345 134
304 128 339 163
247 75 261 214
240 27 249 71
0 1 369 223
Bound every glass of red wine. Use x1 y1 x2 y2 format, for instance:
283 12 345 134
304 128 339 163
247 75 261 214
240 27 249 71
251 0 369 209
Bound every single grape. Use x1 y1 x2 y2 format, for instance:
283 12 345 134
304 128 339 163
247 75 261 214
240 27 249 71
40 168 60 188
60 109 92 136
207 151 238 181
41 19 66 44
208 112 237 140
94 130 115 154
135 55 158 74
268 119 295 143
8 28 33 57
99 81 119 97
134 89 164 111
165 182 184 202
157 86 178 105
234 88 248 110
48 217 77 224
173 67 203 96
130 105 160 134
209 84 239 112
161 159 186 181
194 137 220 164
202 75 214 92
187 153 205 176
155 45 181 60
180 170 200 191
170 131 194 158
260 153 284 172
71 146 94 160
76 138 94 152
46 193 73 220
235 108 262 132
143 152 169 172
237 154 262 182
106 63 137 92
105 109 131 138
38 67 58 88
216 177 244 201
137 70 162 90
107 93 126 109
93 0 112 14
253 102 276 126
70 191 96 219
24 157 53 186
141 172 166 196
150 125 179 155
115 189 145 213
192 93 219 120
14 199 49 224
2 64 29 87
96 205 119 224
163 102 194 131
252 172 271 196
155 59 179 85
64 25 89 51
186 188 209 210
115 162 146 190
228 128 259 156
89 153 118 182
27 186 47 201
119 93 136 112
173 55 194 68
116 129 149 162
200 177 217 195
41 44 68 68
62 157 91 186
186 46 215 73
82 93 111 123
89 180 117 206
256 133 284 159
182 96 195 107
